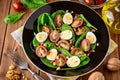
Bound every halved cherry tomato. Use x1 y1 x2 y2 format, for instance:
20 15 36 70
49 30 60 42
74 27 86 36
71 48 84 56
83 0 95 5
96 0 105 5
55 54 67 66
35 46 48 57
57 40 70 50
81 39 90 51
41 25 52 34
54 14 63 27
71 18 83 28
12 1 23 12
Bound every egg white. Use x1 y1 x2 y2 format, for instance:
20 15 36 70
36 32 48 43
60 30 72 40
47 48 58 60
86 32 97 44
67 56 80 67
63 13 73 25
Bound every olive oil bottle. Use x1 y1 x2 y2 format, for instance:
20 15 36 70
102 0 120 34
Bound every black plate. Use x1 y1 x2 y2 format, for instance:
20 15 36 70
22 1 109 77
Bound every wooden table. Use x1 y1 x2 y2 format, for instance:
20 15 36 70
0 0 120 80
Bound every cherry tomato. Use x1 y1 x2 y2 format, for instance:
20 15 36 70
55 54 67 67
71 18 83 28
58 40 70 50
71 48 84 56
12 1 23 12
81 39 90 51
75 27 86 36
83 0 95 5
49 30 60 43
35 46 48 58
96 0 105 5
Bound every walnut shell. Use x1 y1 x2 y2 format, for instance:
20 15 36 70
107 58 120 71
88 71 105 80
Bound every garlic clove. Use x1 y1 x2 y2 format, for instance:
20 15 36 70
107 58 120 71
88 71 105 80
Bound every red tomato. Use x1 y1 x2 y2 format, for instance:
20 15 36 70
96 0 105 5
49 30 60 43
58 40 70 50
83 0 95 5
35 46 48 58
81 39 90 51
55 54 67 67
12 1 23 12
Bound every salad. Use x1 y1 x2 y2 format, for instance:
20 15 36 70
32 10 98 70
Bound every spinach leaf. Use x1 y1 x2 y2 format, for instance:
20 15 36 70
23 0 47 9
32 36 40 49
32 0 46 4
78 14 97 30
75 31 87 47
4 12 25 24
90 43 97 50
44 39 55 50
51 10 65 19
40 58 57 68
56 48 72 57
37 13 56 32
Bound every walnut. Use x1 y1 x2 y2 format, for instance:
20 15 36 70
107 58 120 71
88 71 105 80
9 64 16 70
6 64 21 80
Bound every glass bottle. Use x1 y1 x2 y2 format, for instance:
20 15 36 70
102 0 120 34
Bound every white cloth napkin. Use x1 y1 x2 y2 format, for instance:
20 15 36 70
11 26 118 80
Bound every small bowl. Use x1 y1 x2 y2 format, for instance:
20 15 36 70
79 0 108 9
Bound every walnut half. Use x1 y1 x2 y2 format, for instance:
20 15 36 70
107 58 120 71
88 71 105 80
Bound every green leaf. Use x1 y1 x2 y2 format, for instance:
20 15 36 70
56 48 72 57
23 0 47 9
75 31 87 47
44 39 55 50
32 36 40 49
51 10 65 19
32 0 46 4
78 14 97 30
37 13 56 32
40 58 57 68
4 12 25 24
90 43 97 50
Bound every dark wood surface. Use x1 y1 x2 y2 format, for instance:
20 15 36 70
0 0 120 80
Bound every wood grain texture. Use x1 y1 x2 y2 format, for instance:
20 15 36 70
0 0 120 80
0 0 12 65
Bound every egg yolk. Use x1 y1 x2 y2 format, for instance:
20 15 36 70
38 34 46 40
87 35 94 43
65 15 72 22
47 52 56 60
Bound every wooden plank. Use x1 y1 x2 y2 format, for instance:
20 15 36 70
0 0 38 79
0 0 12 65
0 0 120 80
